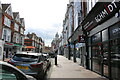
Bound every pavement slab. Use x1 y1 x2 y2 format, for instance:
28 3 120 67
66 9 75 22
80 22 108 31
49 55 108 80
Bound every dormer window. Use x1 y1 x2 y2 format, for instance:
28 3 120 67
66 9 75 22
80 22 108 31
4 16 11 27
14 23 19 31
6 6 13 18
16 15 20 23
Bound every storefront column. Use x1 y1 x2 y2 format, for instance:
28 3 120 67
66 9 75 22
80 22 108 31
73 42 76 62
82 28 89 69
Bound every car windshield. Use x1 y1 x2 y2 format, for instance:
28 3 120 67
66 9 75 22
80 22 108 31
12 54 38 62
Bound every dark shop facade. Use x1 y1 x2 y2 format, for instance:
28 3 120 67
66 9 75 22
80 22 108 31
81 1 120 80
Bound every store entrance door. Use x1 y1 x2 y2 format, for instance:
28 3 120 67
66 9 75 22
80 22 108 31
102 42 109 77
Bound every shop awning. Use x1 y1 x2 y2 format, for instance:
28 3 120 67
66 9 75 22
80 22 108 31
25 46 35 49
5 42 14 46
14 44 22 47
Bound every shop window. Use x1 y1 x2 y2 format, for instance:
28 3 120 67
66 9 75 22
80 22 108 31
102 42 109 77
92 44 102 59
110 23 120 80
92 32 101 45
93 59 102 74
92 32 102 74
109 23 120 39
110 38 120 80
92 43 102 73
102 29 108 42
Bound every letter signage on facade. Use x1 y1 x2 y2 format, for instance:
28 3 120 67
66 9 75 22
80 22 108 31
81 0 120 31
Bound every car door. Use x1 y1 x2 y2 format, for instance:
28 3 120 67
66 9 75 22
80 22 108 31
41 55 47 72
1 64 28 80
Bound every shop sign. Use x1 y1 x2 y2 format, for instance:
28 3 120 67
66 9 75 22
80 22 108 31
78 35 85 43
82 0 120 31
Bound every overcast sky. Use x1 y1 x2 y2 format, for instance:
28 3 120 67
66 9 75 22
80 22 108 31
1 0 69 46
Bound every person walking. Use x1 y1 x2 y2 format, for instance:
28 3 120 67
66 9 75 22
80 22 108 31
55 50 58 65
3 51 6 61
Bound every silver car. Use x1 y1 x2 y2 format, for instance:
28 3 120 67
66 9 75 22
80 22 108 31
8 52 48 79
0 61 36 80
43 53 51 68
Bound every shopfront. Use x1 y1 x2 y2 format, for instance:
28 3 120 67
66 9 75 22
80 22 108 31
90 20 120 79
4 42 14 58
91 29 109 77
81 1 120 80
0 40 4 60
109 23 120 79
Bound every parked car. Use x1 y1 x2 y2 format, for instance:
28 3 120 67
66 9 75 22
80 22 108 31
42 53 51 68
0 61 36 80
7 52 48 79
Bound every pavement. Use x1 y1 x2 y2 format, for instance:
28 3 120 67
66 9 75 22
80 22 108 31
49 55 108 80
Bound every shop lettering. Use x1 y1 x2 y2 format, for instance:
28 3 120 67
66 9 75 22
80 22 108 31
112 27 120 34
95 0 117 23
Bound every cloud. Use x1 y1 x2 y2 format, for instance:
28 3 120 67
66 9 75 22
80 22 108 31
1 0 69 46
25 24 62 46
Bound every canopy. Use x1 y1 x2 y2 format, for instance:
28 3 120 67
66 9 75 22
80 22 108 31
25 46 35 49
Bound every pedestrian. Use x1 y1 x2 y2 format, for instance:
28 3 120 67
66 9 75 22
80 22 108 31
55 50 58 65
10 52 13 58
3 51 6 61
8 51 12 58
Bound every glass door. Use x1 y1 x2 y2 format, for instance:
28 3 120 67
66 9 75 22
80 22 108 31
102 42 109 77
110 38 120 80
92 43 102 74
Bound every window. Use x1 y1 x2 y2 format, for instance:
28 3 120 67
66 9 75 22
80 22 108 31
20 28 24 34
14 34 16 43
20 37 22 44
16 15 20 23
102 29 108 42
6 7 13 18
3 30 7 41
14 23 19 31
4 16 11 27
13 54 38 62
8 36 10 42
0 69 17 80
110 38 120 80
109 23 120 39
92 32 101 44
92 32 102 73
